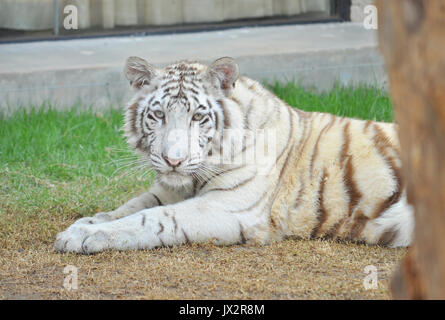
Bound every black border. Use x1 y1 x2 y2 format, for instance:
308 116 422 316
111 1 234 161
0 299 441 318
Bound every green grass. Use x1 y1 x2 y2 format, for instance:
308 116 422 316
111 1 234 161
0 84 393 218
0 106 152 219
0 106 129 179
268 82 393 122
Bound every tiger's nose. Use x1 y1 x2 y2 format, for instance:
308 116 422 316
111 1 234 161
162 154 184 168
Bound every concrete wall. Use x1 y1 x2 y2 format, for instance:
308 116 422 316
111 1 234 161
0 23 386 113
0 0 54 30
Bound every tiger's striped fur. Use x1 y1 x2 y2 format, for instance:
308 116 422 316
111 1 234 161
54 57 413 254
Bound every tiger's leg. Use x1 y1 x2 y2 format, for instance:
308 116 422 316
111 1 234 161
71 182 189 225
54 192 265 254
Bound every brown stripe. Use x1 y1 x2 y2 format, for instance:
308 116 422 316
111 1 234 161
198 164 245 192
363 120 372 133
189 87 199 95
151 193 163 206
373 124 397 149
344 156 362 215
182 228 190 244
147 113 156 122
373 123 401 155
203 173 256 194
323 220 342 240
141 215 146 227
206 99 215 110
268 107 295 231
371 124 403 218
214 109 220 132
191 95 199 104
248 83 257 92
373 186 402 219
140 107 146 136
377 227 398 246
293 172 305 209
161 79 177 87
190 80 200 89
275 106 295 181
151 100 161 107
270 216 277 228
267 106 294 178
239 223 247 244
346 210 368 241
311 169 329 238
157 222 164 235
172 215 178 234
136 137 143 150
128 102 139 134
229 191 267 213
147 95 155 106
341 122 362 216
309 116 336 178
340 122 351 163
161 91 172 100
326 121 362 239
230 96 242 106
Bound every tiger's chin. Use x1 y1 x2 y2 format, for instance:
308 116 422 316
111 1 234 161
158 171 194 190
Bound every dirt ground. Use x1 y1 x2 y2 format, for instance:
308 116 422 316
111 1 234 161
0 224 406 299
0 173 406 300
0 171 406 300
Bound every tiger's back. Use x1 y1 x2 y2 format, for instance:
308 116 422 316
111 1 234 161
223 75 413 247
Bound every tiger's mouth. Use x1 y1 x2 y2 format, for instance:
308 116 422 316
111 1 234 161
158 168 194 188
160 165 195 179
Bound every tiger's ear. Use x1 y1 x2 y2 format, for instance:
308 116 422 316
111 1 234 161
206 57 239 97
124 56 159 90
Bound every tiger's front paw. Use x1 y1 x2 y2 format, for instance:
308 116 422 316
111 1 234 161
54 225 111 254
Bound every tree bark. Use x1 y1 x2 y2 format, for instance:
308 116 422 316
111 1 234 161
377 0 445 299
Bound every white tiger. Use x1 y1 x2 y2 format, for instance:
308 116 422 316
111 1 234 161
54 56 414 254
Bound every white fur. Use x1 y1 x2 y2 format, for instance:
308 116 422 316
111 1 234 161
55 58 413 254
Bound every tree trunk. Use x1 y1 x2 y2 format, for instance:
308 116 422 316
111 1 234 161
377 0 445 299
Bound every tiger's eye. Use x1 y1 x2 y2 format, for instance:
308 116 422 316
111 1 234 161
192 113 204 121
154 110 164 119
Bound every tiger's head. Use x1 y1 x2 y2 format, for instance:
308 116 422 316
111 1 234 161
123 56 239 189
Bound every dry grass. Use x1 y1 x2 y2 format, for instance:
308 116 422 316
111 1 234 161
0 175 406 300
0 239 406 300
0 238 406 299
